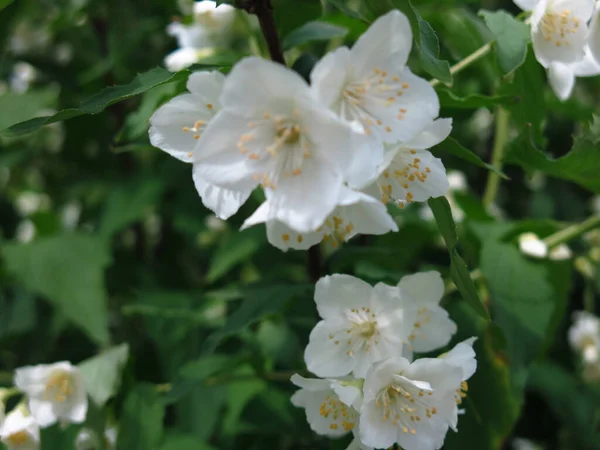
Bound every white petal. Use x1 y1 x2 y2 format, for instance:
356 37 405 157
267 220 322 251
331 382 363 410
192 170 251 219
305 320 355 378
547 62 575 100
550 0 594 22
310 46 352 112
186 70 225 104
439 337 478 380
28 398 57 427
164 48 200 72
404 358 463 394
411 305 457 353
149 94 215 163
351 10 412 77
513 0 541 11
403 117 453 150
571 47 600 76
264 155 342 233
241 201 269 229
358 400 398 449
532 16 588 67
336 188 398 239
220 57 309 116
362 357 410 402
314 274 374 319
192 110 262 190
398 271 445 307
590 12 600 65
290 374 333 392
14 365 47 396
518 232 548 258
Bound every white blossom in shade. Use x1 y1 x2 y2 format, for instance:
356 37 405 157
164 47 203 72
359 357 464 450
241 187 398 251
310 10 440 145
14 362 88 428
0 409 40 450
365 118 451 208
193 57 375 232
398 272 457 357
305 275 417 378
547 47 600 100
76 427 117 450
149 71 252 219
549 243 573 260
512 437 544 450
568 311 600 364
514 0 595 67
290 374 362 438
518 232 548 258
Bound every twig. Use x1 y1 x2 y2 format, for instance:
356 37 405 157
430 42 493 87
239 0 285 64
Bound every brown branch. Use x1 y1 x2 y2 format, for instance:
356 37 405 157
238 0 285 65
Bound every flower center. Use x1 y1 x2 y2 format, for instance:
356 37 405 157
407 307 432 344
45 371 73 403
455 381 468 405
375 380 436 434
276 123 301 145
8 431 29 445
319 394 356 432
378 149 431 207
540 10 580 47
321 213 354 248
357 321 377 338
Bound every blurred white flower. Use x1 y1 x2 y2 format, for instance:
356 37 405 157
518 232 548 258
419 170 466 223
304 274 416 378
205 214 227 231
398 271 457 359
241 187 397 251
15 220 36 243
76 427 117 450
193 57 374 233
149 71 251 219
359 356 465 450
568 311 600 364
549 243 573 260
547 47 600 100
513 437 544 450
10 62 36 93
310 10 441 145
61 202 81 230
587 5 599 64
0 409 40 450
15 361 88 428
15 192 49 217
164 47 204 72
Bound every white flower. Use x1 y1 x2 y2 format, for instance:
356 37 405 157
514 0 595 67
547 47 600 100
438 337 478 410
164 47 203 72
398 272 457 358
419 170 467 223
518 232 548 258
14 361 88 428
590 9 600 64
241 187 397 251
76 427 117 450
149 71 252 219
310 10 440 145
359 356 464 450
549 243 573 260
290 374 362 438
193 57 374 232
305 275 416 378
365 118 451 208
193 0 235 31
0 409 40 450
167 1 234 49
568 311 600 364
512 437 544 450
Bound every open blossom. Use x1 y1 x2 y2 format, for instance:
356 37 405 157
149 71 252 219
193 57 375 232
241 187 397 251
290 374 362 438
15 362 87 428
365 118 451 208
568 311 600 364
310 10 440 145
0 409 40 450
398 271 457 358
359 356 464 450
305 275 416 378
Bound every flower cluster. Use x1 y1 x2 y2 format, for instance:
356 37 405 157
164 0 236 72
0 361 115 450
150 10 452 251
568 310 600 382
291 272 477 450
514 0 600 99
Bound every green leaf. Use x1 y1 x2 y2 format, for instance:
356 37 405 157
99 178 165 238
431 137 509 179
206 227 266 283
202 284 312 353
324 0 369 22
282 21 348 50
480 10 530 75
506 127 600 194
0 89 59 130
117 384 165 450
1 68 189 138
0 0 13 10
2 234 111 344
79 344 130 407
437 89 516 110
161 435 216 450
273 0 323 38
428 197 490 320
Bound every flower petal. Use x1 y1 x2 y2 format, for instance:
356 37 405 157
398 271 445 306
310 46 352 112
358 400 398 449
305 320 355 378
338 190 398 238
590 11 600 65
532 15 588 67
572 47 600 76
439 337 478 380
513 0 541 11
192 170 252 219
186 71 225 105
547 62 575 100
314 274 374 319
164 47 201 72
403 117 453 150
411 305 457 353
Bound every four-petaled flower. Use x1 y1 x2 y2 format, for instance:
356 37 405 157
15 362 88 428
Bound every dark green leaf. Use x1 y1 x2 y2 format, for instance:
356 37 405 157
282 21 348 50
2 234 111 344
0 0 13 10
161 435 216 450
117 384 165 450
427 196 457 248
273 0 323 38
431 137 509 179
1 69 189 138
438 89 517 110
480 10 530 75
79 344 130 407
202 284 312 353
324 0 369 22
